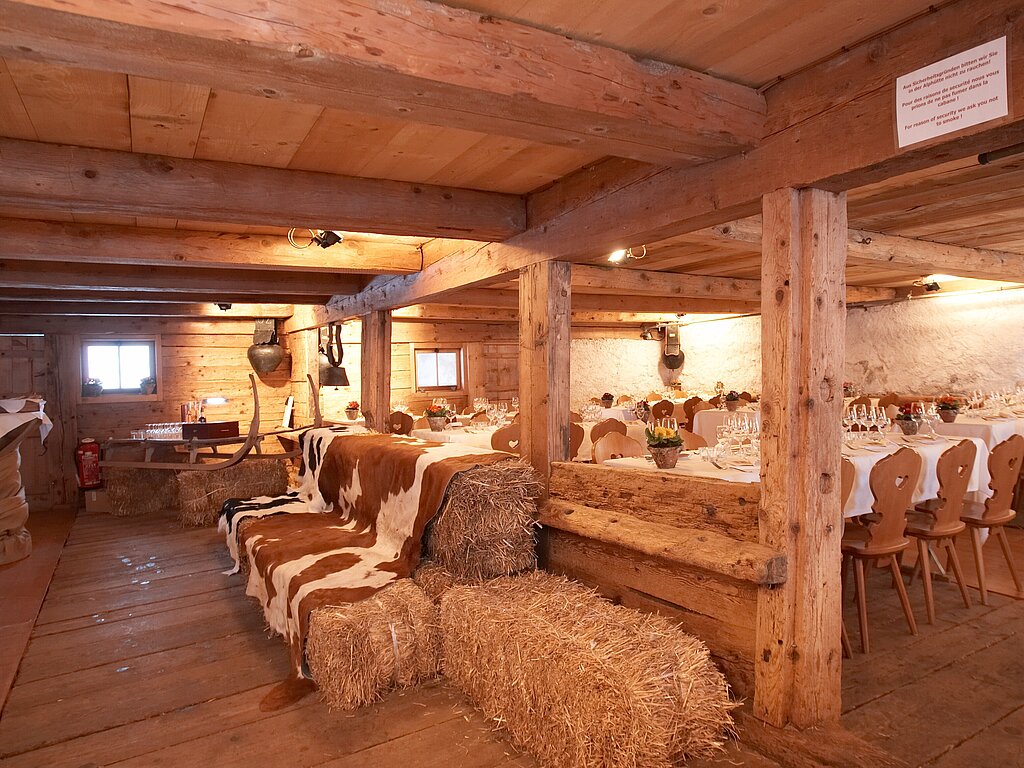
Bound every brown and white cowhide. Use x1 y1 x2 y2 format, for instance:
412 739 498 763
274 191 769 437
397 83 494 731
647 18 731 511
237 431 509 673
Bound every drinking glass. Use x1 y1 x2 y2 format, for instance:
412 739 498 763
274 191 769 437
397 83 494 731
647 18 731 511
511 396 519 411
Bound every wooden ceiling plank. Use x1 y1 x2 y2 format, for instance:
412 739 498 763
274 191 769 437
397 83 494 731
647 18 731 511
128 75 209 157
0 138 525 240
0 218 423 274
0 0 765 166
0 301 293 317
0 287 330 304
0 57 37 140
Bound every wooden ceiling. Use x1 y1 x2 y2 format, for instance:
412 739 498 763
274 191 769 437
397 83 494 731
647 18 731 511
0 0 1021 318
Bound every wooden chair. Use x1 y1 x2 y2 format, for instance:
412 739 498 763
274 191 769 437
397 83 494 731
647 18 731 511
645 391 664 402
960 434 1024 604
569 422 585 461
678 429 707 451
708 395 723 407
650 399 674 420
470 411 490 424
387 411 414 435
490 424 520 454
461 405 478 415
589 418 627 446
848 395 872 407
589 397 603 405
739 391 754 403
905 440 976 622
876 393 901 410
682 396 703 430
569 410 582 422
671 403 688 423
592 432 645 464
841 447 921 653
615 395 633 405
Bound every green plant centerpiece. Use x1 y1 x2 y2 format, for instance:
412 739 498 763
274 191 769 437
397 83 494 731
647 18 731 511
724 390 741 411
345 400 360 420
82 378 103 398
140 376 157 395
935 396 962 423
425 403 451 432
894 404 921 435
645 424 683 469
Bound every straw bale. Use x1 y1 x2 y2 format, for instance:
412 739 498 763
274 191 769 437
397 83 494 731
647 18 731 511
306 580 440 711
424 459 541 580
440 572 736 768
177 458 288 527
412 560 486 603
105 468 180 517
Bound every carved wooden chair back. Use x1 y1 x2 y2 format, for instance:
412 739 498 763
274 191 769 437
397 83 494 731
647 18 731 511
650 399 674 420
848 396 872 407
568 422 585 460
983 434 1024 520
876 393 901 409
865 447 921 551
841 458 856 514
928 440 978 533
490 424 521 454
708 395 723 407
590 418 627 445
615 395 633 405
387 411 414 435
645 391 664 402
592 432 645 464
569 410 582 422
678 429 707 451
470 411 490 424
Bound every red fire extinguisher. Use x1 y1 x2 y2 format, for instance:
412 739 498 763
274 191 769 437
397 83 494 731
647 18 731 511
76 438 103 489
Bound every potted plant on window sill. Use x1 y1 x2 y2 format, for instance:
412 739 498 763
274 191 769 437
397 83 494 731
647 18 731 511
82 378 103 398
345 401 360 420
425 403 451 432
645 425 683 469
140 376 157 395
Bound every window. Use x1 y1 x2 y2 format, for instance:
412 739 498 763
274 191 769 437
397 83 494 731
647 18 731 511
414 348 462 391
82 338 158 396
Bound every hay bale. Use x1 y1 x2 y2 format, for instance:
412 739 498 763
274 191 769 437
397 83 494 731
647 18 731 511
306 580 440 711
424 459 541 580
176 458 288 527
105 468 180 517
440 572 736 768
412 559 484 603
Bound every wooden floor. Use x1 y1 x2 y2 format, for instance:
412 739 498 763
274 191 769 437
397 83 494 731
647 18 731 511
1 508 1020 768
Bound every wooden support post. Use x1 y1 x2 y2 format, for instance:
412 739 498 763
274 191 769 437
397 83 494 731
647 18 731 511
360 311 392 432
755 188 846 728
46 334 80 508
518 261 571 478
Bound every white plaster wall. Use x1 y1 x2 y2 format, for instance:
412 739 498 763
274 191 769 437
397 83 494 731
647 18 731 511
569 289 1024 401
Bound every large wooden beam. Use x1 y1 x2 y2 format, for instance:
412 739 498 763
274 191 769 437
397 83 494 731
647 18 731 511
0 301 293 318
360 311 392 432
327 1 1024 308
0 287 331 304
756 188 846 728
518 261 571 478
705 217 1024 283
0 139 524 241
0 0 765 167
0 260 364 296
436 289 762 315
0 219 422 274
393 304 689 326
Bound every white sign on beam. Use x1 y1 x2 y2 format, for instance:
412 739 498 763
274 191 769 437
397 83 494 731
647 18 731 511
896 37 1008 148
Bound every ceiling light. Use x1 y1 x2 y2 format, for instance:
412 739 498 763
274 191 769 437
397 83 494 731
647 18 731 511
288 228 345 249
607 245 647 263
924 274 957 283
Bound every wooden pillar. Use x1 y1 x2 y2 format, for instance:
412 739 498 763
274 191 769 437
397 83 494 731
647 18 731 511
755 187 847 728
46 334 80 508
518 261 571 478
360 311 392 431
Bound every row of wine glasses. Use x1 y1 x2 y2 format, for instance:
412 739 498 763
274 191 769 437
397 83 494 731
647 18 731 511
842 405 891 441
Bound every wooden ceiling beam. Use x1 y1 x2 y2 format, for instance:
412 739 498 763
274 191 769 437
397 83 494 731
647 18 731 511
0 301 293 318
0 218 422 274
0 260 364 296
327 0 1024 312
703 217 1024 283
0 287 331 304
0 0 764 166
436 288 761 315
392 304 692 326
0 138 524 241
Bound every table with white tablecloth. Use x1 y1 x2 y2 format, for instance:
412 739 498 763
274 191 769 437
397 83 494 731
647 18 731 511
598 406 639 422
411 426 498 451
692 408 760 447
933 415 1024 449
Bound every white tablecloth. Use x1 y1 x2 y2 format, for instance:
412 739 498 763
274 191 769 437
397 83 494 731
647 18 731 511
599 407 638 421
604 455 759 484
411 426 498 451
693 408 761 446
934 415 1024 449
0 409 52 443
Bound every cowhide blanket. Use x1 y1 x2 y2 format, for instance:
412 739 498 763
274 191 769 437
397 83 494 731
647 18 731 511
224 429 509 673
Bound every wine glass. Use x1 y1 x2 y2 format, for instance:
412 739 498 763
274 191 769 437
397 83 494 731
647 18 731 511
511 396 519 411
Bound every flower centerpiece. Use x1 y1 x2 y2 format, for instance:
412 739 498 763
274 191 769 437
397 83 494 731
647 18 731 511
600 392 614 408
843 382 856 398
645 424 683 469
894 404 921 435
140 376 157 395
82 378 103 397
724 390 741 411
633 399 651 422
935 396 962 423
425 403 451 432
345 400 360 420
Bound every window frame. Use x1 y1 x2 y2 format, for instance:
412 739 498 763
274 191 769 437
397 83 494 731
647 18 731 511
78 335 162 404
411 346 464 393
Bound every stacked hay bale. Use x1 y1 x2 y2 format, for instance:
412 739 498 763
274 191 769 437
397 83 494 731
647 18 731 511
306 580 440 711
412 560 487 603
177 458 289 527
106 468 180 517
440 572 736 768
423 459 541 580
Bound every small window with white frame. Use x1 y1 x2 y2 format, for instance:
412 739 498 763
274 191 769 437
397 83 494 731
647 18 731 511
413 347 463 392
81 338 159 398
